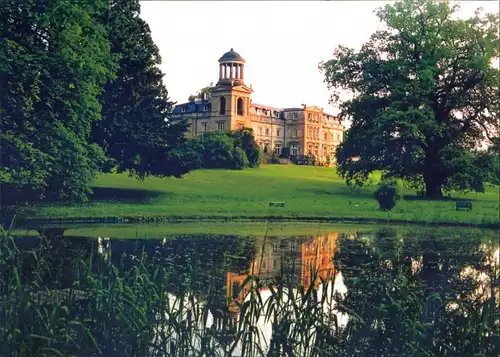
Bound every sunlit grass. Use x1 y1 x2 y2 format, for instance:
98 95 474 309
32 165 500 226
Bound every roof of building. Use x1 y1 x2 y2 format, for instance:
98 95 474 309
172 100 211 114
250 103 283 111
219 48 245 63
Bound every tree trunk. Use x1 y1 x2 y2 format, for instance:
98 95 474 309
424 173 443 199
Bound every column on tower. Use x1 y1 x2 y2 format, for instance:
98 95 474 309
219 64 223 80
240 64 244 80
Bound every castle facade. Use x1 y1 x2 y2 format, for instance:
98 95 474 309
171 49 344 160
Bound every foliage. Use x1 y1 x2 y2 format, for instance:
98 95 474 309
229 128 262 168
485 138 500 185
306 153 317 166
93 0 190 180
334 228 499 357
0 0 113 204
195 132 236 169
233 147 249 170
269 150 281 164
188 85 212 102
186 129 261 170
374 179 401 211
320 0 500 198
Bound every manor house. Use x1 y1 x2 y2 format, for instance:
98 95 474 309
171 48 344 160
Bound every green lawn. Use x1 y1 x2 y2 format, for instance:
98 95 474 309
32 165 499 226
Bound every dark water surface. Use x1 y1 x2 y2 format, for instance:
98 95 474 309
2 225 499 357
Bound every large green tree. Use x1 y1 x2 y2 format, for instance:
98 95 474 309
93 0 190 179
0 0 113 204
320 0 499 198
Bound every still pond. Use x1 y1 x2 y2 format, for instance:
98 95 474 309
1 223 498 357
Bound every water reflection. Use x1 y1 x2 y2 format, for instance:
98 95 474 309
226 234 340 313
3 226 499 357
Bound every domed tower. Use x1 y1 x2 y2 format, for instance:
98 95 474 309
211 48 253 131
218 48 245 85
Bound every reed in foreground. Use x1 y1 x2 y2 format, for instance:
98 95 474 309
0 227 498 356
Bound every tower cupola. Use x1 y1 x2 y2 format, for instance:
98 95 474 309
218 48 245 86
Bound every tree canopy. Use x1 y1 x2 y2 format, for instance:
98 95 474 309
1 0 192 206
320 0 499 198
188 85 212 102
93 0 190 179
0 0 113 203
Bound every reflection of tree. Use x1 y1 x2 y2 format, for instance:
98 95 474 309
333 227 499 357
158 235 257 310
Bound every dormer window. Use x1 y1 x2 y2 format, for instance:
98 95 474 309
180 107 186 113
203 104 209 112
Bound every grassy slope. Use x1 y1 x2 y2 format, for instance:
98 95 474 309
33 165 499 225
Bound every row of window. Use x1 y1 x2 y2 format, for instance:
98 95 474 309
307 145 336 157
258 127 282 136
307 113 338 123
307 128 341 142
257 127 303 138
260 142 299 156
196 121 225 131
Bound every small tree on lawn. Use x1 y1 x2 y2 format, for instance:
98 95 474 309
374 180 401 211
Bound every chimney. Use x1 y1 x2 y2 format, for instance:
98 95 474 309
302 104 307 109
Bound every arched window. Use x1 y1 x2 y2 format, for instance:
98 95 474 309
237 97 244 116
219 97 226 115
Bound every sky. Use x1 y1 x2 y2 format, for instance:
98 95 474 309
140 1 499 115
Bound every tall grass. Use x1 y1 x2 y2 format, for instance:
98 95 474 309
0 226 498 356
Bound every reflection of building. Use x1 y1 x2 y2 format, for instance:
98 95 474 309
301 234 338 288
226 234 339 313
170 49 345 161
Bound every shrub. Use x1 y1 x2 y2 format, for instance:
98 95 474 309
306 153 316 166
230 128 262 168
269 151 280 164
374 179 401 211
197 133 235 169
232 147 249 170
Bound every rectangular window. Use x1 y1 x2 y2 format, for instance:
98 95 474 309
324 133 327 140
292 113 298 119
292 129 297 137
276 129 280 136
259 127 262 135
337 133 341 142
275 144 281 155
217 121 224 131
202 122 208 131
265 128 270 136
291 144 298 155
308 113 312 120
